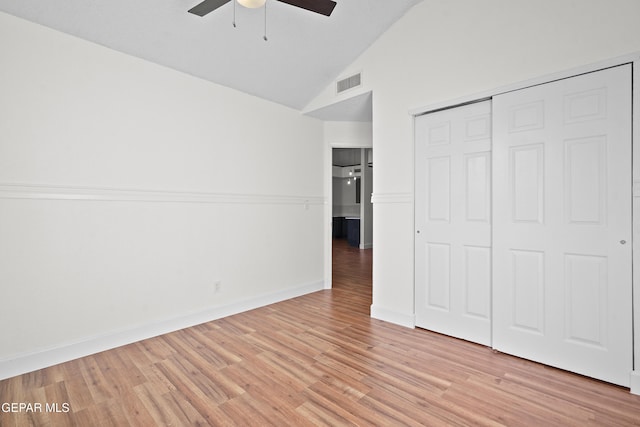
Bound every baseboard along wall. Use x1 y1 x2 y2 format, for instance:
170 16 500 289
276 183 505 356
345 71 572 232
0 281 324 381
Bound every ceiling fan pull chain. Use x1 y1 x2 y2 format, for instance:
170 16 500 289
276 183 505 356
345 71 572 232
232 0 237 28
263 0 268 41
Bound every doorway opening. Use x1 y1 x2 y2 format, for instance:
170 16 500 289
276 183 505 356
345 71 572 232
304 91 373 293
331 147 373 297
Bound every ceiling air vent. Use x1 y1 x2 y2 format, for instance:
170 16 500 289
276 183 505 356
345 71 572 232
336 72 362 94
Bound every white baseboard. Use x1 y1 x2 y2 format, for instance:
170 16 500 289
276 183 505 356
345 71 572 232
631 370 640 395
370 304 415 328
0 281 324 381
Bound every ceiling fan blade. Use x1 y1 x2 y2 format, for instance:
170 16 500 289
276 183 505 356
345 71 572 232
188 0 231 17
276 0 337 16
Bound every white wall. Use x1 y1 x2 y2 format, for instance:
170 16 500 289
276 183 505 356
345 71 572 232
332 177 358 217
324 121 373 148
0 12 324 378
307 0 640 336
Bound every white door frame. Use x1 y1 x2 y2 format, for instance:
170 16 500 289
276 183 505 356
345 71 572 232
411 52 640 394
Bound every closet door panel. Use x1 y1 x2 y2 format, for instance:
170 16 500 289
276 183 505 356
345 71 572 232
492 64 632 386
415 100 492 346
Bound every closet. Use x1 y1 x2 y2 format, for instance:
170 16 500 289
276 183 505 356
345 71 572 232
414 64 632 386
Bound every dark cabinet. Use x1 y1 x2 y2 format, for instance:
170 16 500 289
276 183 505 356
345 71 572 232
346 218 360 247
333 216 360 247
332 217 345 238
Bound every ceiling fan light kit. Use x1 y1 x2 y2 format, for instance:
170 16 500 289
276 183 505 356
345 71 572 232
188 0 336 18
237 0 267 8
189 0 336 42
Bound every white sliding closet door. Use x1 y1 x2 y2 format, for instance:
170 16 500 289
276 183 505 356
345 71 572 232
492 65 632 386
415 101 492 346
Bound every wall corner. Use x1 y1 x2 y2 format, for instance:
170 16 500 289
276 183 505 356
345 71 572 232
370 304 415 329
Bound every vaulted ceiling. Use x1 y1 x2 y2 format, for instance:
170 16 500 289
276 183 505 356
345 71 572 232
0 0 422 111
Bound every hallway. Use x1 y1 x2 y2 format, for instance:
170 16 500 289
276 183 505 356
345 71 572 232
331 237 372 308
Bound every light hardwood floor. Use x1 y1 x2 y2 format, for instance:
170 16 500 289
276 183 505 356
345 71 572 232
1 238 639 426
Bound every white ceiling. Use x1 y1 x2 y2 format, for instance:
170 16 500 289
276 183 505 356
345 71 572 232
0 0 421 112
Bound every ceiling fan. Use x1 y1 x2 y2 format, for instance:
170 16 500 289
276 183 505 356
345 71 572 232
188 0 337 17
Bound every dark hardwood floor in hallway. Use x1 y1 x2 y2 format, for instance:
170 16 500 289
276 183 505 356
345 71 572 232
331 237 372 306
1 238 639 426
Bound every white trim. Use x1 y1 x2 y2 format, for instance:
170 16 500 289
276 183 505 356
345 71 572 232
631 371 640 396
328 140 372 149
633 56 640 384
410 52 640 117
324 143 334 290
0 280 324 381
0 182 323 205
371 192 413 204
370 305 415 328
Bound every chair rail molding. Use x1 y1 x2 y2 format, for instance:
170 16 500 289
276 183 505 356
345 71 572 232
371 192 413 204
0 182 324 206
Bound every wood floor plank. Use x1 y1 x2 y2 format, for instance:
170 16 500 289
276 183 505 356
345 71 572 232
133 382 187 427
306 380 399 426
73 399 130 427
296 400 353 427
222 357 306 409
198 321 263 361
242 330 317 370
179 327 241 368
299 386 364 426
13 386 50 427
114 390 158 427
1 238 639 425
93 350 145 396
364 383 499 427
77 357 114 404
314 361 372 400
154 355 240 406
442 377 587 427
217 393 283 426
133 336 177 364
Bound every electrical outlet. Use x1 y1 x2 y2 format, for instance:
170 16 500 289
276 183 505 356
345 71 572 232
214 281 221 293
